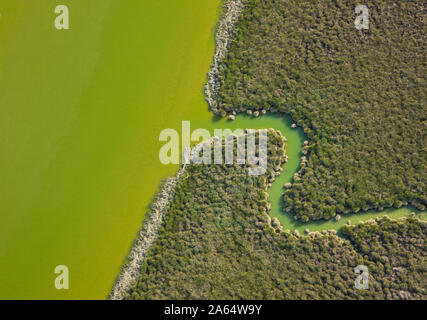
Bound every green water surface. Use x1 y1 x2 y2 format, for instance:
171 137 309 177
0 0 222 299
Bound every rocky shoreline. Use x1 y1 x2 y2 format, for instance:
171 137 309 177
110 0 247 300
109 166 187 300
205 0 246 115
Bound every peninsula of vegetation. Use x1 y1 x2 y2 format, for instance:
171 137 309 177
125 129 426 299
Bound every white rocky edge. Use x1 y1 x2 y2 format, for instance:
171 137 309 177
109 0 247 300
205 0 246 115
109 129 265 299
109 166 187 300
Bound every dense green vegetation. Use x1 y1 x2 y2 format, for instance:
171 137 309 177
216 0 426 220
342 218 426 299
126 131 426 299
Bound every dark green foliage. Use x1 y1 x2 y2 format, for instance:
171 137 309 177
216 0 426 220
126 131 426 299
342 217 426 299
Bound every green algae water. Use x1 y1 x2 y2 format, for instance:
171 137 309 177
0 0 222 299
0 0 424 300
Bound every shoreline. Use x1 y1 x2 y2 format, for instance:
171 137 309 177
109 0 246 300
205 0 246 116
109 166 187 300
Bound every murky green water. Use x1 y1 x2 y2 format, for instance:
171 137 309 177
0 0 222 300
